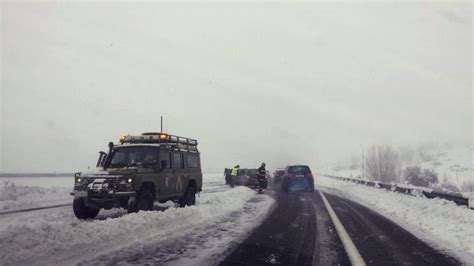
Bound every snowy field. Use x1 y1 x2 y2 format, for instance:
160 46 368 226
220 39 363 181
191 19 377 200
0 176 72 211
0 176 72 188
0 174 275 265
316 175 474 264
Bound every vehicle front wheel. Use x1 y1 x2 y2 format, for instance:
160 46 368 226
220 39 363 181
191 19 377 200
139 189 155 211
128 189 154 213
179 186 196 207
73 198 100 219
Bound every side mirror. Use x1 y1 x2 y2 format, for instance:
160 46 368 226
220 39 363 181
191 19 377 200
100 152 108 167
160 160 168 169
96 151 107 168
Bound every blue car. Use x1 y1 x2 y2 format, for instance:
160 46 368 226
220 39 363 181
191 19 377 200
281 165 314 192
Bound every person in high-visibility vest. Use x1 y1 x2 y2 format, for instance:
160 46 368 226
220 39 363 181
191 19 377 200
230 165 240 187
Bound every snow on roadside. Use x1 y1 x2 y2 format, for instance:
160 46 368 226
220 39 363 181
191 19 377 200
316 175 474 264
0 184 274 265
0 181 71 211
86 190 274 266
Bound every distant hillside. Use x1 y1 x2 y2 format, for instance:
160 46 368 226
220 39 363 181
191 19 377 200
327 143 473 192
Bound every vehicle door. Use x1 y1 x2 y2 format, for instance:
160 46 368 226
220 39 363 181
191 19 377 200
185 153 202 191
157 150 173 195
172 152 186 195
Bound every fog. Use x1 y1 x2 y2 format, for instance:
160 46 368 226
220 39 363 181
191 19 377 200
0 2 472 173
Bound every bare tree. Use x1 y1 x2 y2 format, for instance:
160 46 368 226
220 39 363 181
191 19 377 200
403 166 438 187
364 145 401 182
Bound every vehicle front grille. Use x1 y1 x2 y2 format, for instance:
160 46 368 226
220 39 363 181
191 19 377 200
87 176 120 188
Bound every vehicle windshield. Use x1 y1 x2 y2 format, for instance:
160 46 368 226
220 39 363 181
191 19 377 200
108 146 159 168
288 166 311 175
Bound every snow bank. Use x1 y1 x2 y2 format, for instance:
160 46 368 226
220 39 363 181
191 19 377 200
0 181 70 211
316 175 474 263
0 182 274 265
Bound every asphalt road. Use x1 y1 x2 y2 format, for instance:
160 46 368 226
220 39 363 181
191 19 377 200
221 184 460 266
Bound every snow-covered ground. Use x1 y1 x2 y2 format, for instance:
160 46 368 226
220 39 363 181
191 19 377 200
0 174 275 265
0 176 72 188
416 145 473 188
0 180 71 211
316 175 474 264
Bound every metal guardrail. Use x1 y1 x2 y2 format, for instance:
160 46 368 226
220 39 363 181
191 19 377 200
320 174 473 209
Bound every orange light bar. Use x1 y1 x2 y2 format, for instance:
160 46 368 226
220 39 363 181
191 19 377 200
159 134 167 140
119 135 126 142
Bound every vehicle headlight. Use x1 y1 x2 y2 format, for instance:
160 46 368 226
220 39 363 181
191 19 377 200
74 173 81 183
127 177 133 183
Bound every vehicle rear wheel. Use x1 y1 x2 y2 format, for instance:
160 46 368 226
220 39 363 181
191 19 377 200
179 186 196 207
73 198 100 219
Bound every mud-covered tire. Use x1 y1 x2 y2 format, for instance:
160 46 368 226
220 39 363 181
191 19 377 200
127 202 138 213
73 198 100 219
179 186 196 208
138 189 154 211
128 188 154 213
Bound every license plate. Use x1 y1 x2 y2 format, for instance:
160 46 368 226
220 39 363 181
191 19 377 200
74 190 88 197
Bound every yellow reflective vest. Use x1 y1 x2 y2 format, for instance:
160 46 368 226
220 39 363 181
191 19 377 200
231 167 239 176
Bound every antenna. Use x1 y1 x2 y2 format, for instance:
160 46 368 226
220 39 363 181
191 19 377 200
161 116 163 133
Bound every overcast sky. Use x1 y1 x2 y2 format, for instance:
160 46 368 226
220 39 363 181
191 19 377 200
0 2 472 173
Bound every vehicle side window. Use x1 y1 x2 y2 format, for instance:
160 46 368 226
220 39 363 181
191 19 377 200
173 153 184 169
159 151 171 168
186 154 200 168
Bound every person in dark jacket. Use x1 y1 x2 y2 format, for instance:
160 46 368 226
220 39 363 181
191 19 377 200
256 163 266 193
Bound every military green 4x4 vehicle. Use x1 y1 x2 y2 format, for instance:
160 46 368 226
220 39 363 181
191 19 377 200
72 132 202 219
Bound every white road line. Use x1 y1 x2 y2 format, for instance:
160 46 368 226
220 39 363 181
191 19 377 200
318 190 366 266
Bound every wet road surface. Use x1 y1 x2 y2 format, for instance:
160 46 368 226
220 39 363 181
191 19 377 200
221 184 459 266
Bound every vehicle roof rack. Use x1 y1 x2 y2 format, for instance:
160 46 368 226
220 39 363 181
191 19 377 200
119 132 199 153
